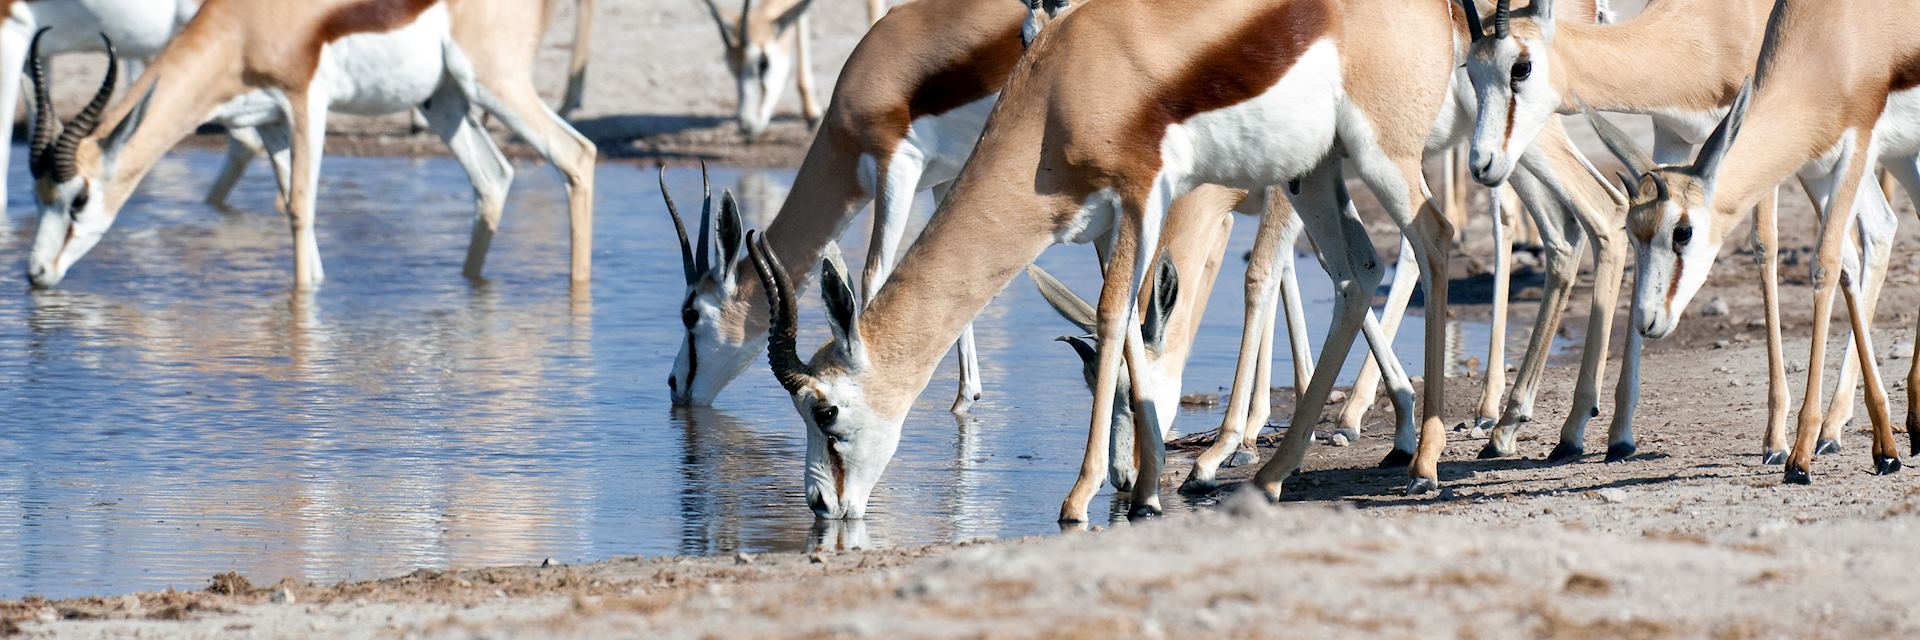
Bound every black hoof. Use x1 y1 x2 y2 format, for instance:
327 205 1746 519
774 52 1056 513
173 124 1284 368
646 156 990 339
1378 448 1414 468
1177 476 1218 495
1760 450 1787 466
1225 447 1259 468
1404 477 1440 496
1783 465 1812 485
1814 438 1841 456
1547 442 1585 463
1477 441 1511 460
1127 503 1164 520
1604 441 1638 463
1875 456 1903 476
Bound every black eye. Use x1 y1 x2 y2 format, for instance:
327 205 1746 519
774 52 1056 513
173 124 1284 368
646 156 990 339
70 189 89 217
757 55 770 76
681 304 698 329
1510 60 1532 84
1673 225 1693 247
812 405 839 430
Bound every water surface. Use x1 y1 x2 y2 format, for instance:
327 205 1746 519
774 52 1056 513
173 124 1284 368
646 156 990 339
0 148 1504 598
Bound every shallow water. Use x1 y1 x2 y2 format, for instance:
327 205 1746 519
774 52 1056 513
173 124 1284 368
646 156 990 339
0 148 1512 598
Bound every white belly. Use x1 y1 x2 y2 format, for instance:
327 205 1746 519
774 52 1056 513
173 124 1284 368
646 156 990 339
318 4 450 116
907 93 998 190
1873 87 1920 160
23 0 185 57
1158 40 1343 192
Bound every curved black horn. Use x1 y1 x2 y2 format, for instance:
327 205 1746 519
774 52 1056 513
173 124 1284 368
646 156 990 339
27 27 58 180
746 230 814 394
695 162 713 277
52 33 118 184
1493 0 1511 39
659 165 698 284
1456 0 1485 42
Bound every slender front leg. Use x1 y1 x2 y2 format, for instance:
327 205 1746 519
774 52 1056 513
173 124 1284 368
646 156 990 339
0 19 29 219
1184 197 1291 491
206 128 263 208
284 89 330 287
1881 154 1920 455
1754 188 1791 464
1481 157 1585 458
1816 174 1897 454
1062 184 1164 523
1234 286 1277 464
1786 147 1889 483
1476 186 1512 435
793 14 823 129
560 0 595 116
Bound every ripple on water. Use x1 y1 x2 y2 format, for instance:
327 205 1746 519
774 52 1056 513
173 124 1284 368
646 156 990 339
0 148 1507 598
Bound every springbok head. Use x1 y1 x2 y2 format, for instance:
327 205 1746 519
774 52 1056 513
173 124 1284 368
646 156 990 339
701 0 814 140
662 166 764 407
745 231 895 519
1586 80 1753 340
1026 256 1179 492
26 30 157 289
1460 0 1564 186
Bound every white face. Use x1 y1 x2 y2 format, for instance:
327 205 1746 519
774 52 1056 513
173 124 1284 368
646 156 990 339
669 272 765 406
726 36 793 140
793 366 901 519
27 175 114 289
1464 31 1558 186
1627 173 1721 339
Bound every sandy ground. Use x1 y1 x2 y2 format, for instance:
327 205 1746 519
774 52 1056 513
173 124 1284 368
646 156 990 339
15 0 1920 637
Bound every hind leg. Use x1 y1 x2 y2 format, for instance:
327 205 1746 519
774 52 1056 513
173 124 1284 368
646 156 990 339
468 54 597 284
421 79 515 280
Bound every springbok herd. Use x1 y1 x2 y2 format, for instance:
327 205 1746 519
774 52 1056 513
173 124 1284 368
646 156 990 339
15 0 1920 525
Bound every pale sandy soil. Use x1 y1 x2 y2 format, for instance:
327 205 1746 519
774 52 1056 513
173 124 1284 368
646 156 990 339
16 0 1920 638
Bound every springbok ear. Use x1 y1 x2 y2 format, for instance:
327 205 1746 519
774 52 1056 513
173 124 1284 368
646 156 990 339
718 190 745 278
700 0 741 50
104 81 156 159
1693 77 1753 194
820 242 863 360
1026 264 1096 333
1140 253 1179 353
769 0 815 29
1054 335 1100 390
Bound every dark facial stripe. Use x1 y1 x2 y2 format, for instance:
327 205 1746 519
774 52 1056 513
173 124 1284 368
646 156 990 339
1663 212 1689 313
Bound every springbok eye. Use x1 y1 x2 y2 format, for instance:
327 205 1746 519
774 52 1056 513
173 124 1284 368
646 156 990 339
812 405 839 430
70 189 90 217
1673 225 1693 247
681 303 699 329
757 55 770 76
1510 60 1532 84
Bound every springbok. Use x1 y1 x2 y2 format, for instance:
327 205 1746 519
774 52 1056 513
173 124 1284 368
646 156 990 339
1587 0 1920 483
740 0 1485 523
25 0 597 290
700 0 826 139
1466 0 1899 464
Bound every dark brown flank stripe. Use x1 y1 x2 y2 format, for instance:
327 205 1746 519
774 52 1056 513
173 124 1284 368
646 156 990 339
1121 0 1331 194
1893 51 1920 93
309 0 439 74
905 21 1025 123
